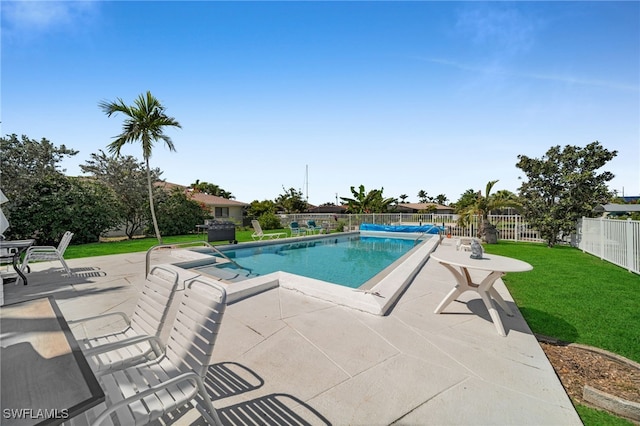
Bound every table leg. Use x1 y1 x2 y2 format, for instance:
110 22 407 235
488 288 513 316
434 263 474 314
477 289 507 336
434 287 462 314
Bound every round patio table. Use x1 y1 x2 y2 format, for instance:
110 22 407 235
430 250 532 336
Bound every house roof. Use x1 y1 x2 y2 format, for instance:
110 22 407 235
594 203 640 213
156 181 249 207
396 203 452 212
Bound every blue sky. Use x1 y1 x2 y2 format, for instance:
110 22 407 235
2 1 639 205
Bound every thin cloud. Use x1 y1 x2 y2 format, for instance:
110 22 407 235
423 57 639 92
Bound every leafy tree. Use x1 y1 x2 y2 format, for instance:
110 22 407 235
247 199 277 218
81 150 161 239
275 187 307 213
457 180 521 244
7 174 119 245
516 142 617 247
190 180 234 199
340 185 396 213
99 91 182 244
417 190 429 203
154 188 207 236
399 194 409 203
0 134 78 201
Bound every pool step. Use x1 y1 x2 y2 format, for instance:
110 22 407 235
195 265 258 283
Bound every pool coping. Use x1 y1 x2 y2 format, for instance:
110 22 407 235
170 232 441 316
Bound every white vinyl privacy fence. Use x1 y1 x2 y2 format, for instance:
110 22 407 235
577 217 640 274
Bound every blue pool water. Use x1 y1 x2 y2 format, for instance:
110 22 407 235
194 235 423 288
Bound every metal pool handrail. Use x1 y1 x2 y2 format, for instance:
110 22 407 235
413 225 443 245
145 241 251 277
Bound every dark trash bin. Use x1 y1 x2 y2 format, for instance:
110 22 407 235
204 220 237 243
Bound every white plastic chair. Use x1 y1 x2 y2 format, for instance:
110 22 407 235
68 266 180 373
71 278 227 426
20 230 73 274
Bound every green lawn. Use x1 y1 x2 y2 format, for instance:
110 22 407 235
482 241 639 364
64 229 272 259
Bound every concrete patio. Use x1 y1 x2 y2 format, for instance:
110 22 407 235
1 238 582 425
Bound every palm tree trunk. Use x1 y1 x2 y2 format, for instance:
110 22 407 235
146 159 162 244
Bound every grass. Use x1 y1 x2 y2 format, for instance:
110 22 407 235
482 241 639 364
64 229 281 259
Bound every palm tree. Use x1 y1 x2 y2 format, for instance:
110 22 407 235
99 91 182 244
457 180 521 244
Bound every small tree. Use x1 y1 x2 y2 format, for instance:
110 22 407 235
516 142 617 247
81 150 160 239
340 185 396 213
457 180 521 244
154 188 208 236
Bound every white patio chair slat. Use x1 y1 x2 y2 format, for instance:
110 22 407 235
72 266 180 374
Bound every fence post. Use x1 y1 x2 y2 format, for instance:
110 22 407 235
626 218 633 273
599 217 605 259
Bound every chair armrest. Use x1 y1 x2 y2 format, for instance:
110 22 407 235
92 371 205 426
67 311 131 327
84 334 163 357
25 245 56 253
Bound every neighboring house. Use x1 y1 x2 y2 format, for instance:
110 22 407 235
593 203 640 217
157 182 249 224
395 203 455 215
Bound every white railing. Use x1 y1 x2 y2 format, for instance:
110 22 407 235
281 213 544 242
577 217 640 274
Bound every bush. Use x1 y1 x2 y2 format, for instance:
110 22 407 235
258 212 282 230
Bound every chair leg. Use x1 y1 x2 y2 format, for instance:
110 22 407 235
59 257 72 275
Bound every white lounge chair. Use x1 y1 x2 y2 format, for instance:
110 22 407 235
72 278 227 426
68 266 180 373
20 230 73 275
251 219 286 240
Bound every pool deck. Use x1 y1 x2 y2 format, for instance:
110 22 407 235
1 238 582 425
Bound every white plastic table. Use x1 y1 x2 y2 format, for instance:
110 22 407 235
431 250 533 336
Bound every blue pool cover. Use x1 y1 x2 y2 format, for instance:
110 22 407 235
360 223 444 234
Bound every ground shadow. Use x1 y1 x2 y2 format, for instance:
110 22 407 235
463 299 579 339
160 362 330 426
205 362 264 401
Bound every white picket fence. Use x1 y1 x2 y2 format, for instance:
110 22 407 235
577 217 640 274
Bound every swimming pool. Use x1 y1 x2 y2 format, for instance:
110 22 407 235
171 232 440 315
192 235 421 288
